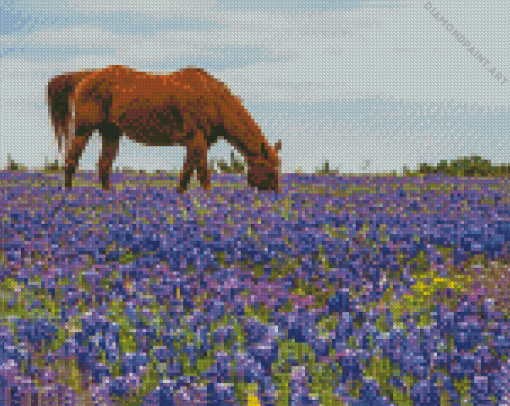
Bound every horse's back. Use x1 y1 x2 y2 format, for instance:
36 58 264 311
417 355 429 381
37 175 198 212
72 64 235 134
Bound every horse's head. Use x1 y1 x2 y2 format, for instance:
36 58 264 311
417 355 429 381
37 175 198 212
247 140 282 193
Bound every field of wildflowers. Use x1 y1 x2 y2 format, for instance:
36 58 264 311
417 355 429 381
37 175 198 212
1 155 510 405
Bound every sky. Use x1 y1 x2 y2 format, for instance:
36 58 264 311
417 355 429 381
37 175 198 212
1 0 508 175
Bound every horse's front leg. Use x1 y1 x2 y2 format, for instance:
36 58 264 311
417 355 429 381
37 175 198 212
65 128 92 189
179 129 210 194
98 125 121 190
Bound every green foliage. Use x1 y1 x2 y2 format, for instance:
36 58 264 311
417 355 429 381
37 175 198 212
7 152 510 177
5 153 28 171
212 151 246 174
315 160 340 175
406 155 510 177
121 166 137 174
43 157 62 172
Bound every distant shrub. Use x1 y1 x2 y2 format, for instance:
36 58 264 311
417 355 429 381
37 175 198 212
121 166 137 174
406 155 510 177
315 160 339 175
213 151 246 174
43 158 62 172
5 154 28 171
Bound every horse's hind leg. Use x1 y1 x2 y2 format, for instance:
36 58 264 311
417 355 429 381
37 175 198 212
179 129 210 193
196 157 211 194
65 128 92 189
98 124 121 190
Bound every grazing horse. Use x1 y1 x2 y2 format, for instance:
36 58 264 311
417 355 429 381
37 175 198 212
47 65 282 194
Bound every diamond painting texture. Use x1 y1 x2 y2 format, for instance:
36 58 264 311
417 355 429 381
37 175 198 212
1 0 510 405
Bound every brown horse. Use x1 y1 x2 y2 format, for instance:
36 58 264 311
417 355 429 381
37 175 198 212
47 65 282 194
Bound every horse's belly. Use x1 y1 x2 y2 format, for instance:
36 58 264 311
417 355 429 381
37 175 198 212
117 104 188 146
123 128 187 146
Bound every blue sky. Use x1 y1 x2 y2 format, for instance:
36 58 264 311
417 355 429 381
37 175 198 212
1 0 508 174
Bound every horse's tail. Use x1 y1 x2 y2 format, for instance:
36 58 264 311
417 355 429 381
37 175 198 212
46 70 94 154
